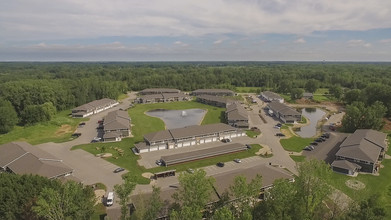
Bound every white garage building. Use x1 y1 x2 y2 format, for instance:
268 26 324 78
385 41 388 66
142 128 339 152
134 123 245 153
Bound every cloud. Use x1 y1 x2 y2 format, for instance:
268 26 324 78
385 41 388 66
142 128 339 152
294 38 306 44
1 0 391 43
213 39 224 45
380 38 391 43
348 39 371 48
173 41 189 47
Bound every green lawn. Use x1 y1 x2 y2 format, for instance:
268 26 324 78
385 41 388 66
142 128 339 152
91 203 106 220
290 155 305 162
0 110 88 145
329 140 391 217
235 87 260 93
313 88 334 102
128 101 225 142
117 93 129 101
246 129 261 138
280 136 314 152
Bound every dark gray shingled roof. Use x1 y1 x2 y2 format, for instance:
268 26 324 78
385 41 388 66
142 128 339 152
192 89 235 96
268 101 301 116
331 159 361 171
139 88 180 95
143 123 239 143
0 142 73 179
72 98 117 111
226 102 248 121
336 129 387 163
261 91 283 100
103 110 130 131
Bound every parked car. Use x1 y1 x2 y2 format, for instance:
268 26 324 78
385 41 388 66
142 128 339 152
156 159 163 166
221 138 232 143
246 144 252 149
234 159 242 163
310 142 318 146
275 133 285 137
321 133 330 138
71 133 81 137
114 167 125 173
78 122 86 127
217 162 225 167
303 145 315 151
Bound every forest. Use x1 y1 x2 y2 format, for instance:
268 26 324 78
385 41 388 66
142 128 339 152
1 62 391 133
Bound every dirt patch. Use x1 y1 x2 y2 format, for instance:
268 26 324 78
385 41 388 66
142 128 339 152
55 124 72 136
94 189 106 205
382 118 391 130
329 188 352 211
345 179 365 190
142 172 154 179
256 145 272 156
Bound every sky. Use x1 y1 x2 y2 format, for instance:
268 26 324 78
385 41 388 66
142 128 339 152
1 0 391 62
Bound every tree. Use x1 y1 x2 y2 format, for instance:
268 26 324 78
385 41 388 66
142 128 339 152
228 175 262 220
305 79 319 93
290 88 304 100
171 169 215 220
344 89 362 105
114 178 136 220
32 181 95 220
295 159 332 219
212 206 235 220
0 98 18 133
342 101 386 132
132 186 163 220
253 178 296 220
329 84 343 100
345 194 386 220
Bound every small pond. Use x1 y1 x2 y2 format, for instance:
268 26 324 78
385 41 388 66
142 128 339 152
146 108 207 129
296 108 326 138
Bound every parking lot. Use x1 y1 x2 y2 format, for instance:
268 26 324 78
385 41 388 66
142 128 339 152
302 132 349 163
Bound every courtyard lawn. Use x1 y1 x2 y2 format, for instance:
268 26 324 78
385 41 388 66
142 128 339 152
280 136 314 152
290 155 305 162
128 101 225 142
0 110 88 145
246 129 261 138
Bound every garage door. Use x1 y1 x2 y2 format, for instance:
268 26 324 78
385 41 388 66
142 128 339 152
183 142 191 147
150 146 158 151
213 137 218 141
177 142 183 148
204 138 212 143
231 134 237 138
191 141 196 145
159 145 167 150
199 139 204 144
140 149 149 153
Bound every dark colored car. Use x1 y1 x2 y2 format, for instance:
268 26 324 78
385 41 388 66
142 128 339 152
246 144 252 149
114 167 125 173
217 162 225 167
321 133 330 138
71 133 82 137
275 133 285 137
310 142 318 146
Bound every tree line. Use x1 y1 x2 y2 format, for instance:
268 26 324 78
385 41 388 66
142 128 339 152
1 62 391 133
0 173 95 220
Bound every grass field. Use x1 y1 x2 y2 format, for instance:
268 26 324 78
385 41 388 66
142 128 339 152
0 110 88 145
235 87 260 93
280 136 314 152
313 88 334 102
246 129 261 138
290 155 306 162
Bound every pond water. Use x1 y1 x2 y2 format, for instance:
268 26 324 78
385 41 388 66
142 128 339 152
145 108 207 129
296 108 326 138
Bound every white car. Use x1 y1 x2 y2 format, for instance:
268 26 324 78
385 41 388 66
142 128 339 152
234 159 242 163
106 192 114 206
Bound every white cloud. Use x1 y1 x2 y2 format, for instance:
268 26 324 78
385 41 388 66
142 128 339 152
294 38 306 44
348 39 371 48
1 0 391 43
173 41 189 47
213 39 224 45
380 38 391 43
